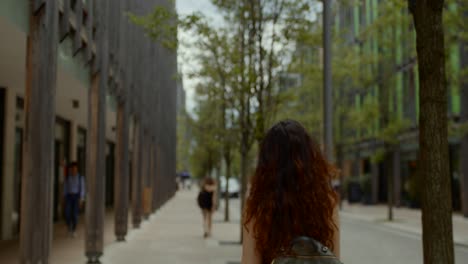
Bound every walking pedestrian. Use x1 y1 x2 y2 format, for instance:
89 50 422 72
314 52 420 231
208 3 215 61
242 120 341 264
197 177 217 238
63 162 85 237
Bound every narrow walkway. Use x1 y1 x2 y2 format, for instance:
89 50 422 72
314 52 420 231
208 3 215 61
102 189 241 264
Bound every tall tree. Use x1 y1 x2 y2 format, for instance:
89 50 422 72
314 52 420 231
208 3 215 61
409 0 455 263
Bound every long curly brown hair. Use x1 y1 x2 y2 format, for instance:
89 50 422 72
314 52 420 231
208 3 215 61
243 120 338 263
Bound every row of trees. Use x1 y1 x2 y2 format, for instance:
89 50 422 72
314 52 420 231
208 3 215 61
137 0 317 225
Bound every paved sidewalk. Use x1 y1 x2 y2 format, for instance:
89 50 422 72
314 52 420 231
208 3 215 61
0 190 241 264
0 210 119 264
102 189 242 264
341 203 468 247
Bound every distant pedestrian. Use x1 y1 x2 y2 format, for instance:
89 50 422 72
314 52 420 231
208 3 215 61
197 177 217 238
242 120 341 264
63 162 85 237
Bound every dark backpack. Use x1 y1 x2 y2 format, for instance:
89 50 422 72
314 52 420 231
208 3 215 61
272 236 343 264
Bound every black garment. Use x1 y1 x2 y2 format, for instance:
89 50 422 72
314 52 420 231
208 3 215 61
197 190 214 210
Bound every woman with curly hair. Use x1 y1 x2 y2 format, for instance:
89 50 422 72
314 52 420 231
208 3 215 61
242 120 340 264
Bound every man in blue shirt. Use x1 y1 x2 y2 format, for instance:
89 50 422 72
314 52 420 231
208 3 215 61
63 162 85 237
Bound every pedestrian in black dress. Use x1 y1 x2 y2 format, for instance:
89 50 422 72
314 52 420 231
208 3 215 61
197 177 217 238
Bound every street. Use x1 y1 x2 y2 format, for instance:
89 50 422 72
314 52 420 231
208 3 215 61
226 196 468 264
341 216 468 264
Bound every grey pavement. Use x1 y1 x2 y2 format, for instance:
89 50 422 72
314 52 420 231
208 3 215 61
341 202 468 247
341 214 468 264
102 189 468 264
101 189 242 264
2 189 467 263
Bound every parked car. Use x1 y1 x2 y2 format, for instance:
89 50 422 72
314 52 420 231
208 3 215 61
220 177 240 198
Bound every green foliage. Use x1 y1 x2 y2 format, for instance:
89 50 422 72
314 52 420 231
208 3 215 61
128 6 178 50
370 148 386 164
378 118 411 145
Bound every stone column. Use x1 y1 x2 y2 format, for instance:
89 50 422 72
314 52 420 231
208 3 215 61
85 0 109 262
19 1 59 263
142 131 150 220
131 121 143 228
151 141 158 213
114 100 129 241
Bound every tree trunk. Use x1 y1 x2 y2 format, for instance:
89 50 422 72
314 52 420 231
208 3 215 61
240 146 249 242
336 144 345 209
216 165 221 211
371 150 379 205
393 148 401 208
410 1 455 263
460 38 468 218
386 150 394 221
224 160 231 222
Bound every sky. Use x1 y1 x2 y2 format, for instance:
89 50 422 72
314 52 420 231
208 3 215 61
175 1 321 114
176 0 219 114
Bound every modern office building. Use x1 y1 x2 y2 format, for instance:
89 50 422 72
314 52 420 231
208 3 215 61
0 0 178 263
335 0 467 215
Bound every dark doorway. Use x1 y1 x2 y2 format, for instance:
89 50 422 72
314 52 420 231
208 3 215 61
54 140 62 221
450 145 461 211
54 118 70 222
363 158 371 174
0 88 5 234
76 127 86 176
13 128 23 235
378 162 388 203
105 142 115 207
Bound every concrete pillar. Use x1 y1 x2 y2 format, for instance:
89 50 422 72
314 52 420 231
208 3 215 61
142 132 152 219
114 100 129 241
19 1 59 262
151 141 157 213
85 72 107 263
85 1 109 262
131 121 142 228
1 89 18 240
